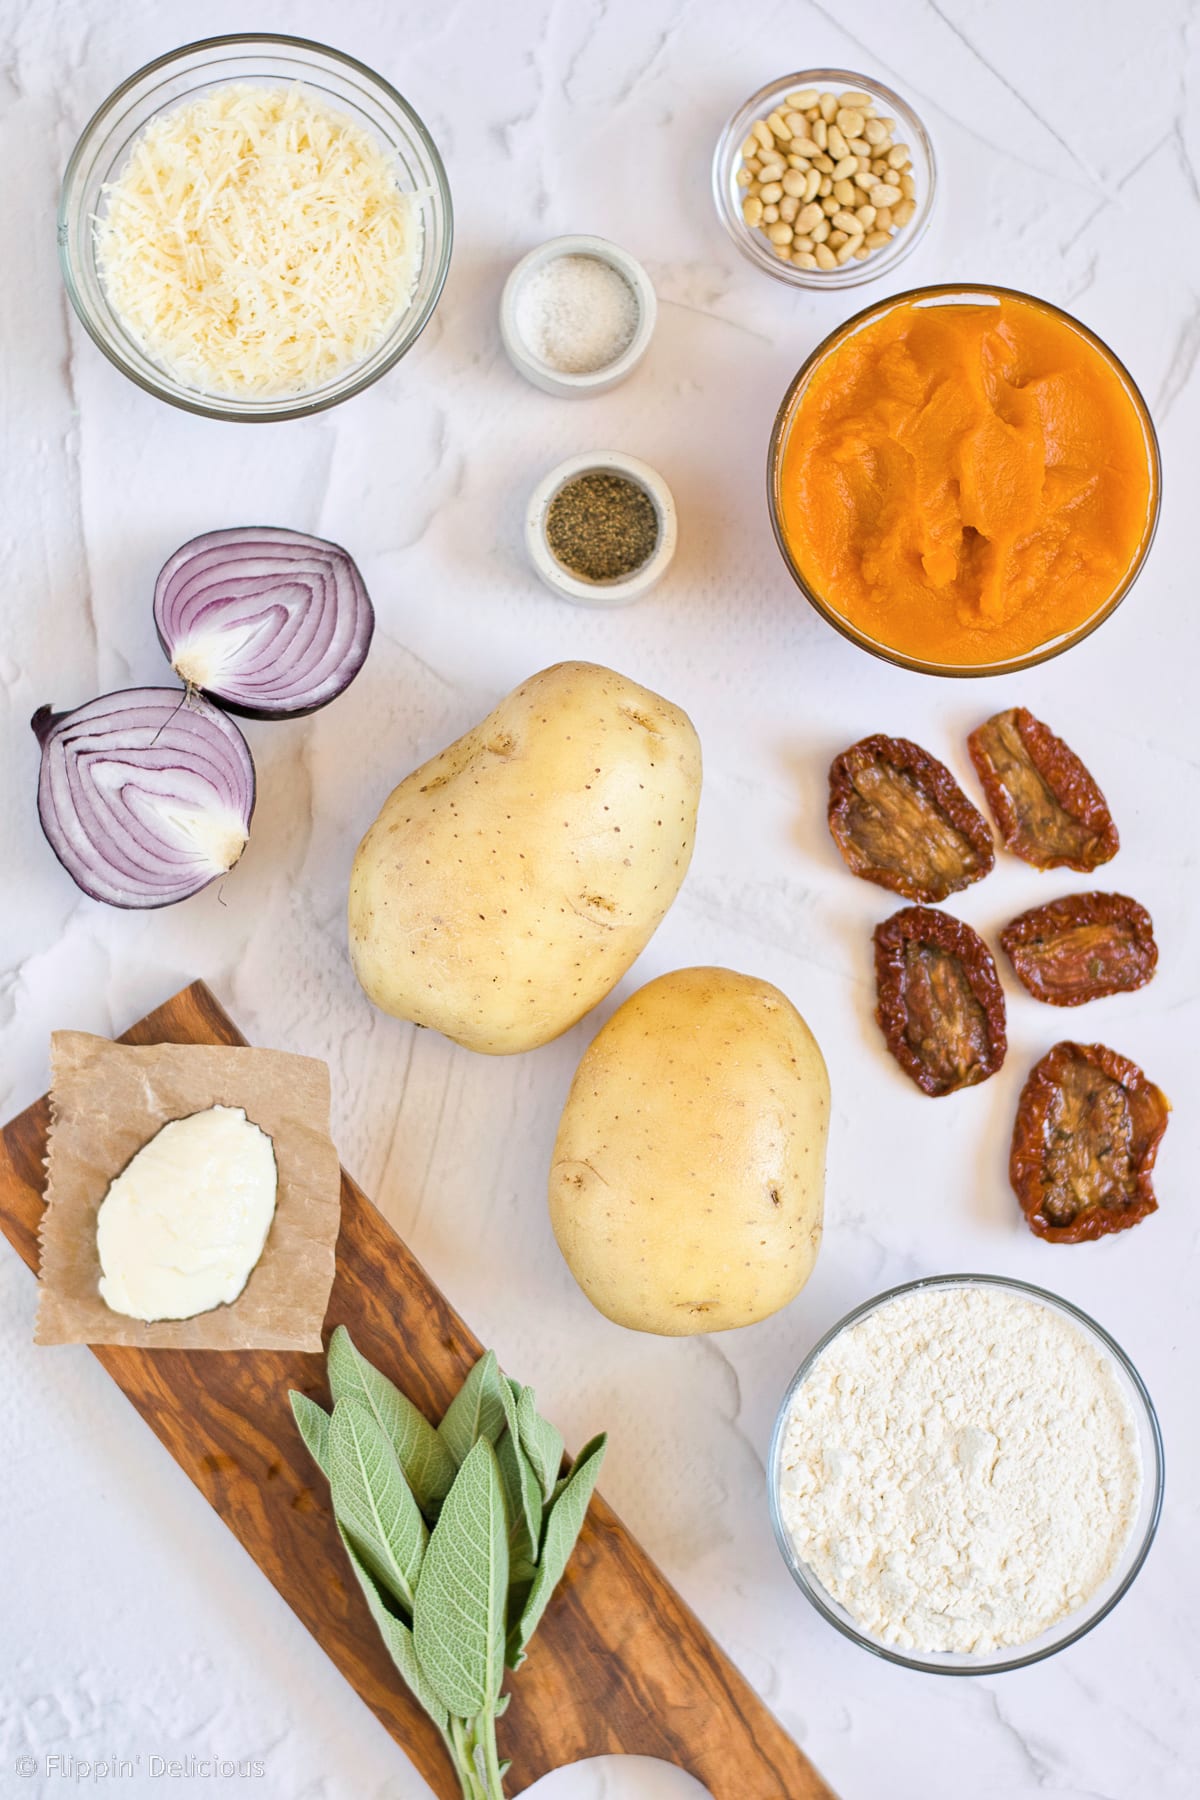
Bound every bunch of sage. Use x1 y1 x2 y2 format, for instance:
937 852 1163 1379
289 1327 606 1800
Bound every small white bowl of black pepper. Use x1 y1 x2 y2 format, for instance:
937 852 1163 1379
525 452 677 605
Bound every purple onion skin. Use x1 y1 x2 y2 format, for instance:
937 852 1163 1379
32 689 257 910
153 526 375 720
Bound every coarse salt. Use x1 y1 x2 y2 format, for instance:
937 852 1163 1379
777 1284 1143 1654
514 254 638 374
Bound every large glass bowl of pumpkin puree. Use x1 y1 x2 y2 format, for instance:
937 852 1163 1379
769 286 1160 676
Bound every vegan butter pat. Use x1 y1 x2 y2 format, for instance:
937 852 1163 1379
96 1105 278 1322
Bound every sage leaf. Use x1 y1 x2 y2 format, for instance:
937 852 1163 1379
329 1398 427 1614
515 1386 564 1503
509 1434 606 1665
496 1423 543 1568
414 1438 508 1719
437 1350 508 1468
289 1391 331 1475
327 1325 456 1513
337 1523 448 1731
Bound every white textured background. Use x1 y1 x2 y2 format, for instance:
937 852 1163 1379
2 1 1198 1797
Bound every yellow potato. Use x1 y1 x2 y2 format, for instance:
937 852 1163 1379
348 662 701 1054
549 967 829 1334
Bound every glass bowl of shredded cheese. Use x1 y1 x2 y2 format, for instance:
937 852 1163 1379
58 34 452 419
769 1274 1164 1673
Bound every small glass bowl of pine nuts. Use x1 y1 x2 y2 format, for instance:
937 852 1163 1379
713 70 936 287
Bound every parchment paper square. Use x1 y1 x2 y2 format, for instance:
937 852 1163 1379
36 1033 341 1349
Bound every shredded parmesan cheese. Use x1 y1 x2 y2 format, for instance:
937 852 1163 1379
96 83 423 398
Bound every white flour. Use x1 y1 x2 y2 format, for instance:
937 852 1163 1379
777 1284 1142 1654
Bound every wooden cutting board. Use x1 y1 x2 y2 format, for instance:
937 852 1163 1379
0 981 834 1800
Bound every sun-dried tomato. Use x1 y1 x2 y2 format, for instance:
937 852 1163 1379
967 707 1118 872
829 735 994 902
1001 893 1158 1007
1010 1041 1168 1242
873 905 1007 1096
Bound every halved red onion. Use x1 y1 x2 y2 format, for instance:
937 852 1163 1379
33 689 256 909
153 526 374 718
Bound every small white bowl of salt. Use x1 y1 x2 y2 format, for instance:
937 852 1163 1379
500 234 657 396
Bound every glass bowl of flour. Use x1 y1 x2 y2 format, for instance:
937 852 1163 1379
769 1274 1163 1673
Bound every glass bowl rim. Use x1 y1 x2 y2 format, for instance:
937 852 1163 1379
57 31 453 422
766 281 1163 675
711 66 937 291
767 1270 1165 1675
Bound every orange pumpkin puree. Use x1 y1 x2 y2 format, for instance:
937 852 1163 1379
778 296 1154 667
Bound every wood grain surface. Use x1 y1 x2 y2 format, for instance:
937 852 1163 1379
0 981 834 1800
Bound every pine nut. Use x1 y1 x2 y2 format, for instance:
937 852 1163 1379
732 83 918 270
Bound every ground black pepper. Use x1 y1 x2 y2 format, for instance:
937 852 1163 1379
545 472 659 582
